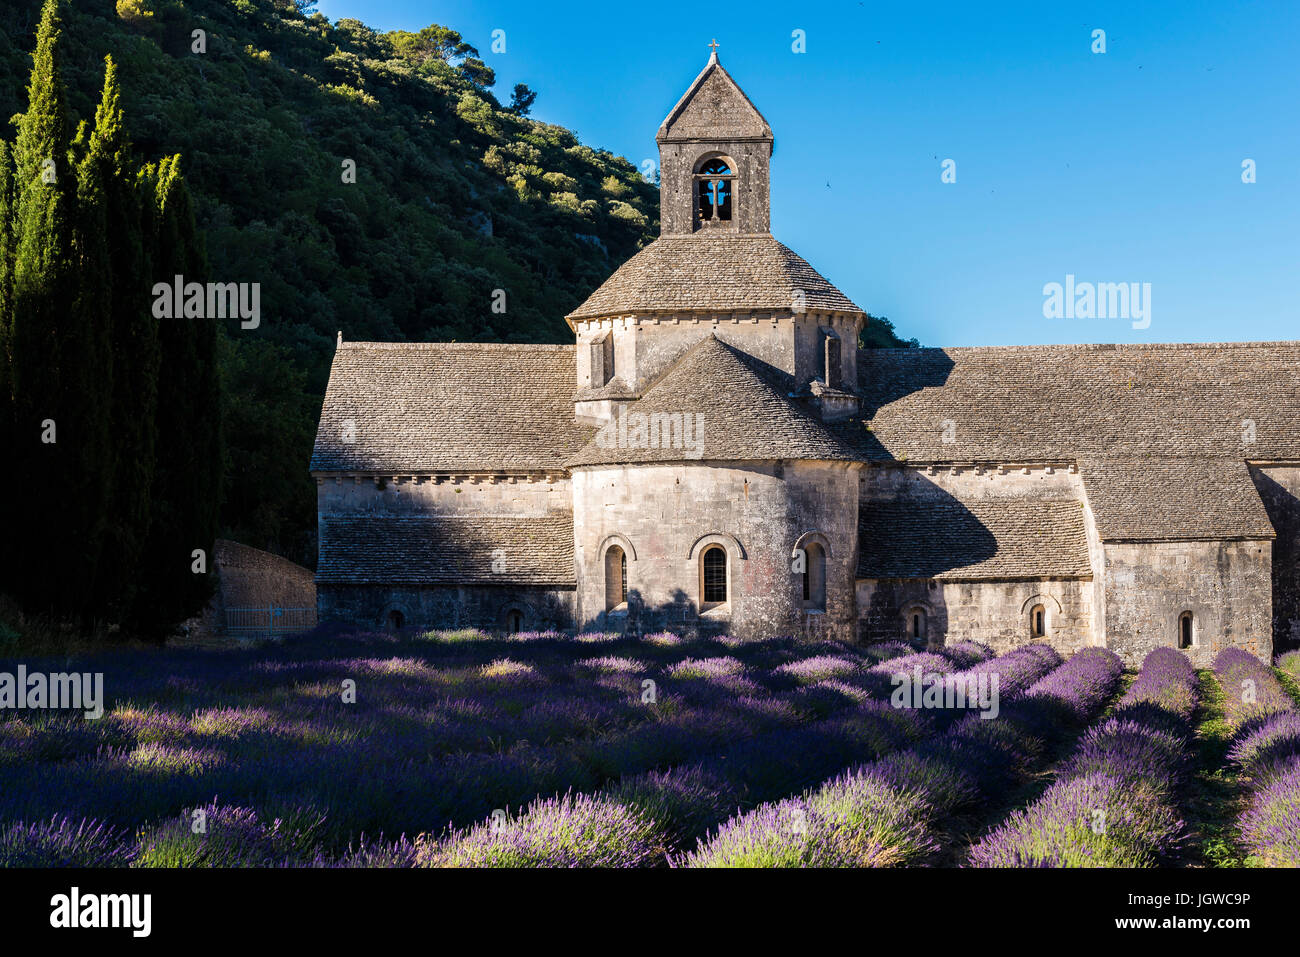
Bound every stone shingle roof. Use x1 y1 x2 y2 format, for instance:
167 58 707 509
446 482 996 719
317 514 575 586
859 342 1300 462
565 235 864 321
567 335 861 467
1079 457 1275 542
656 54 772 142
857 499 1092 581
311 343 593 474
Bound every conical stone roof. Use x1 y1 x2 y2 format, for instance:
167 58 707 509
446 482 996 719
565 234 864 322
567 334 861 467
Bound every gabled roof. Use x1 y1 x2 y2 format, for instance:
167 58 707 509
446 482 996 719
567 334 860 467
1079 457 1275 542
857 498 1092 581
310 342 593 474
657 52 772 143
317 514 575 586
859 341 1300 462
565 235 863 322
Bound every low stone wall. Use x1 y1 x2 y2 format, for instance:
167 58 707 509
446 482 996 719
856 577 1095 656
318 583 576 634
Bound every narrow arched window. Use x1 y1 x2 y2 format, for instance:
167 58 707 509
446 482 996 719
604 545 627 610
905 607 926 641
506 609 523 634
701 546 727 606
1179 611 1194 649
802 542 826 611
386 609 405 632
1030 604 1046 638
695 158 734 223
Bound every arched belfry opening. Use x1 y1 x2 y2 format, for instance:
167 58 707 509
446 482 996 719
695 156 735 225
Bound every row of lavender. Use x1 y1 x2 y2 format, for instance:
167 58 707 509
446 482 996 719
684 645 1119 867
0 631 984 865
343 640 1011 866
410 643 1072 866
969 647 1197 866
1216 647 1300 866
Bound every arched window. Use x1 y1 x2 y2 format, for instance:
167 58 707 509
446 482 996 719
695 158 734 223
604 545 627 611
904 606 927 642
386 609 405 632
802 542 826 611
506 609 523 634
1030 604 1046 638
1179 611 1194 649
701 546 728 606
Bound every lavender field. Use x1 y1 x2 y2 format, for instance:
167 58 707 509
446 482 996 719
1 627 1297 868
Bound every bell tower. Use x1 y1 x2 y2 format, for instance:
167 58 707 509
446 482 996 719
656 43 773 237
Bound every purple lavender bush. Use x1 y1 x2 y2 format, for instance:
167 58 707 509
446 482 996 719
1023 647 1124 725
968 773 1183 867
608 763 742 850
774 655 862 685
135 801 317 867
684 768 935 868
1237 764 1300 866
1214 647 1292 731
0 815 138 867
937 640 995 670
862 640 912 665
424 793 669 867
1227 711 1300 776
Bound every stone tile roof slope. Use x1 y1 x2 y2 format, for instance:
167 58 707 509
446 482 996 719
657 55 772 141
317 514 575 586
1079 457 1275 542
566 235 864 321
311 343 594 473
567 334 861 467
858 341 1300 461
857 499 1092 580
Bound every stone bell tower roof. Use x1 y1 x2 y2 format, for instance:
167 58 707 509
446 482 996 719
656 48 773 144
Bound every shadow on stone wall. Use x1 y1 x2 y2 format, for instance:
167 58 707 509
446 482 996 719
581 588 717 638
1249 468 1300 654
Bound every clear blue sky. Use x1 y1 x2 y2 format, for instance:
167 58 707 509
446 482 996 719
316 0 1299 347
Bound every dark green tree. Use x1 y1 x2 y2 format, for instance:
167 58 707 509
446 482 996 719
132 153 221 635
7 0 95 615
0 141 15 592
83 56 160 620
508 83 537 117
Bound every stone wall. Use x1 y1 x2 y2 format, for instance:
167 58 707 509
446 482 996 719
861 461 1086 504
316 472 570 518
1101 539 1273 667
1250 466 1300 652
318 583 575 633
855 578 1094 655
572 459 861 640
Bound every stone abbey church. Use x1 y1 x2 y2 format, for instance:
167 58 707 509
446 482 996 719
311 52 1300 667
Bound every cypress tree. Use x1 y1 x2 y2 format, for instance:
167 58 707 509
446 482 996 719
134 155 221 635
85 56 159 620
0 141 14 394
0 143 15 592
8 0 81 615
